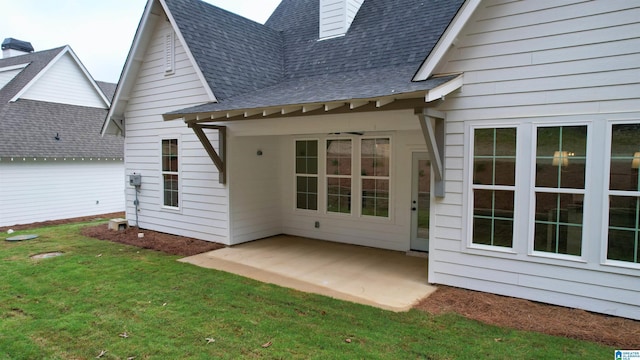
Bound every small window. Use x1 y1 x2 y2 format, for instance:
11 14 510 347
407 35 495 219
295 140 318 211
533 125 587 256
162 139 179 208
327 139 352 214
471 127 516 247
607 123 640 263
361 138 390 217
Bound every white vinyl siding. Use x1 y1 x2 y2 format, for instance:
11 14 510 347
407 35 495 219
0 160 124 227
0 63 28 91
123 17 225 243
20 52 107 108
429 0 640 320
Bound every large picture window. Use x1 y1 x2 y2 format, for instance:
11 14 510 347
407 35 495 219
361 138 390 217
533 126 587 256
327 139 352 214
162 139 179 208
607 123 640 264
471 127 516 247
295 140 318 211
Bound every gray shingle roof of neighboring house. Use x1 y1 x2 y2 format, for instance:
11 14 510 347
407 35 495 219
163 0 465 117
0 47 124 158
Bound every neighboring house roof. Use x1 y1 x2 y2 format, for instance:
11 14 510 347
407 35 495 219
0 46 124 158
105 0 466 130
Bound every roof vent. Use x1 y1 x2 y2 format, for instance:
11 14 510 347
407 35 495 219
2 38 34 58
319 0 364 40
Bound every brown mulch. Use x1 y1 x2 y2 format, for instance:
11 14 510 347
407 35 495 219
3 213 639 348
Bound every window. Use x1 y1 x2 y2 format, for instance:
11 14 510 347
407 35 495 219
471 128 516 247
296 140 318 210
361 138 390 217
162 139 179 208
327 139 352 214
533 126 587 256
607 123 640 263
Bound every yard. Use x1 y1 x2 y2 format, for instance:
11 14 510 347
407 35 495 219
0 217 632 359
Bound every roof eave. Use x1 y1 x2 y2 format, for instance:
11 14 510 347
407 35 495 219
413 0 481 81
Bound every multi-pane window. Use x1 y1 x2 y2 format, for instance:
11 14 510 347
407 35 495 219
162 139 179 208
327 139 352 214
295 140 318 211
533 126 587 256
471 128 516 247
361 138 390 217
607 123 640 263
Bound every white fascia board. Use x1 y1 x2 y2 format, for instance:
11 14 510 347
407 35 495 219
413 0 481 81
159 0 217 103
425 74 463 102
102 0 158 136
0 62 30 73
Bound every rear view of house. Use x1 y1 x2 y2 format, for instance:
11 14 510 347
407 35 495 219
104 0 640 320
0 38 124 227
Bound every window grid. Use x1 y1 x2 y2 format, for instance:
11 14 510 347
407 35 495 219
533 125 587 257
327 139 352 214
361 138 390 218
471 128 516 248
162 139 179 208
607 123 640 264
295 140 318 211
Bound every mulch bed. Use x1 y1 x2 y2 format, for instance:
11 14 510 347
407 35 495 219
4 213 639 348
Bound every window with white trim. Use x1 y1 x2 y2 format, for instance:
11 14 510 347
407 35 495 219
295 140 318 211
327 139 352 214
533 125 587 256
607 123 640 264
361 138 390 218
162 139 179 208
471 127 516 248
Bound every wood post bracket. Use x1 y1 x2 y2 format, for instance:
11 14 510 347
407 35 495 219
417 108 445 197
188 123 226 184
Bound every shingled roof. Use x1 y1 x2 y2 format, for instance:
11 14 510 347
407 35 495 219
162 0 465 119
0 47 123 158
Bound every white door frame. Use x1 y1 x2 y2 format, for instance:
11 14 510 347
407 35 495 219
410 152 432 252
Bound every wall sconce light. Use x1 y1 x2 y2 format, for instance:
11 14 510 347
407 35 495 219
632 152 640 169
552 151 569 167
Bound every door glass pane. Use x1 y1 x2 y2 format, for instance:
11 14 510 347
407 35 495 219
417 160 430 239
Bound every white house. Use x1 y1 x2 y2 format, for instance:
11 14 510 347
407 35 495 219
103 0 640 320
0 39 124 227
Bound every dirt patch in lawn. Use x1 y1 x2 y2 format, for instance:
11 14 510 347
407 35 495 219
3 213 639 348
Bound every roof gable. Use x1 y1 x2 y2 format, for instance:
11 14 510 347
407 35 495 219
16 49 109 108
0 46 110 108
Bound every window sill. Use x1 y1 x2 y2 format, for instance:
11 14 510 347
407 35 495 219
600 259 640 271
466 243 517 255
528 251 587 263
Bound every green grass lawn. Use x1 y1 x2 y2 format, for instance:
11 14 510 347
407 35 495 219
0 221 612 359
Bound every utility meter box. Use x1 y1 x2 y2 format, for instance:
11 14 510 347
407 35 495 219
129 174 142 187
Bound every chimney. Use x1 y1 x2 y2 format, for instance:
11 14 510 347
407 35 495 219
2 38 34 58
319 0 364 40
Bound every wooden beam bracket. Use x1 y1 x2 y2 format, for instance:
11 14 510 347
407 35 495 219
189 123 226 184
417 108 446 197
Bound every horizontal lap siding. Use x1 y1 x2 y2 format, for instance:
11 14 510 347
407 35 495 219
0 161 124 226
228 136 284 243
124 19 227 243
431 0 640 319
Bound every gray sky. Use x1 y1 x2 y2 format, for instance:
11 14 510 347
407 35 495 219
0 0 281 83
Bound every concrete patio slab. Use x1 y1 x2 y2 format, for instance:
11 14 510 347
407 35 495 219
179 235 437 311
